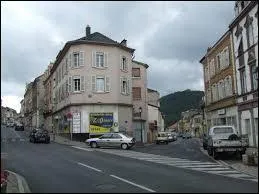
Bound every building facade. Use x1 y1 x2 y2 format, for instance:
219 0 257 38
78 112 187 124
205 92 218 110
24 82 33 128
47 25 136 140
229 1 258 147
132 60 149 143
200 30 238 133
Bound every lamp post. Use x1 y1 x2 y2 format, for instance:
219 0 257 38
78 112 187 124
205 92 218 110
139 107 143 143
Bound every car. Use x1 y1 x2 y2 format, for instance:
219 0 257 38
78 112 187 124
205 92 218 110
182 132 192 139
167 133 173 142
15 123 24 131
85 133 135 150
171 132 178 141
156 132 169 144
29 129 50 144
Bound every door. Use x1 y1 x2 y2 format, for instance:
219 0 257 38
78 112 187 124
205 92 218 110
110 133 123 147
98 133 112 147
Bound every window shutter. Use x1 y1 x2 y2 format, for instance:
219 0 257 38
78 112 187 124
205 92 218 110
68 76 72 93
120 55 123 70
68 53 72 69
125 57 128 71
104 52 108 68
72 77 75 92
127 78 130 95
105 76 110 92
81 76 85 92
79 51 84 66
226 48 229 67
120 77 123 94
92 75 96 92
65 58 68 74
66 79 68 96
92 52 96 67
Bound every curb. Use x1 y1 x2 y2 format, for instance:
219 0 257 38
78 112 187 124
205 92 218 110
7 170 31 193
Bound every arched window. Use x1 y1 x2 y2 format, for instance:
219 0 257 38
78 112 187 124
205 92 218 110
244 15 254 48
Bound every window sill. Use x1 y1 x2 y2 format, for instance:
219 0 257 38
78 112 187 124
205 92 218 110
132 77 141 79
72 91 82 94
93 91 109 94
92 66 107 70
133 98 142 101
121 69 128 73
121 93 130 96
71 66 83 70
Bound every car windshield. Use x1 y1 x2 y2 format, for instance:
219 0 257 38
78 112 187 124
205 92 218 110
213 127 233 134
158 133 167 137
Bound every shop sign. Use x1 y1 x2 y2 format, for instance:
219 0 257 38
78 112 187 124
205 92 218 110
72 112 81 133
89 113 113 134
218 109 226 115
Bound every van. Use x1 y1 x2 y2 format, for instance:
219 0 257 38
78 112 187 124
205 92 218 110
156 132 169 144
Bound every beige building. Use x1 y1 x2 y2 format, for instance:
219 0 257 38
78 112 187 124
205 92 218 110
46 25 138 141
24 82 33 128
132 60 149 143
147 88 165 143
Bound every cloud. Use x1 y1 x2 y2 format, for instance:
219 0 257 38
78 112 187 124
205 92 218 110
1 1 235 111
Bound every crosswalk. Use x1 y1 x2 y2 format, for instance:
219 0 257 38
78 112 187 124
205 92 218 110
85 148 258 182
1 138 27 143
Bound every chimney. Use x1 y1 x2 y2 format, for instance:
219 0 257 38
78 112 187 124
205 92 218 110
86 25 91 39
120 39 127 46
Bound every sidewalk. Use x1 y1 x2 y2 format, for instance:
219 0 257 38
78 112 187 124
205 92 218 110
197 138 258 178
6 170 31 193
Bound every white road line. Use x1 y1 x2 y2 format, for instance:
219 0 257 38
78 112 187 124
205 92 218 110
77 162 102 172
226 173 254 178
188 167 229 171
110 174 156 193
20 139 25 142
173 164 223 168
209 170 245 174
72 146 93 151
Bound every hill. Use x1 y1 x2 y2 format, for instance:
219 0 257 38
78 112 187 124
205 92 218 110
160 89 204 127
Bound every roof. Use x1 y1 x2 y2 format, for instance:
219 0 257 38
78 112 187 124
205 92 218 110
132 60 149 69
76 32 118 44
147 88 159 93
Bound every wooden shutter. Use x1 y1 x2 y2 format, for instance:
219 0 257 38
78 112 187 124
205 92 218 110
127 78 130 95
68 53 72 69
120 55 123 70
65 79 68 96
105 76 110 92
92 52 96 67
125 57 128 71
79 51 84 66
68 76 72 93
65 58 68 74
104 52 108 68
120 77 123 94
226 47 229 66
81 76 85 92
92 75 96 92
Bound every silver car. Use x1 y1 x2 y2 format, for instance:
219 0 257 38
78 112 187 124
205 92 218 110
85 133 136 150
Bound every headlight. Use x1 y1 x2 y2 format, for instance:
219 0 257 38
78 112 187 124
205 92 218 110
213 140 221 144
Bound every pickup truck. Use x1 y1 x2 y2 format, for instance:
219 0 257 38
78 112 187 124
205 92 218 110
207 125 248 159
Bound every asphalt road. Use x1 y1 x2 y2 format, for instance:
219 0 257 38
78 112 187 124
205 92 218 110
1 126 258 193
133 137 215 162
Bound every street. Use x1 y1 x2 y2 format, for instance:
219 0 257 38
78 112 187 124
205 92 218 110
1 126 258 193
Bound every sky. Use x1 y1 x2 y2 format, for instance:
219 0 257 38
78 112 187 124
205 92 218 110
1 1 235 113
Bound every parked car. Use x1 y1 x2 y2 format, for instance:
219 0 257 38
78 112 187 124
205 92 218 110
182 132 192 139
207 125 248 159
29 129 50 144
171 132 178 141
156 132 169 144
85 133 135 150
167 133 173 142
15 123 24 131
202 133 208 150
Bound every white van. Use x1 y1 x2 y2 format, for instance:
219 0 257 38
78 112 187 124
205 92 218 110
156 132 169 144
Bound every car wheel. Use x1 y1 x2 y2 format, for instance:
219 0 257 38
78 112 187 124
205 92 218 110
121 143 128 150
166 141 169 144
90 142 98 148
213 149 218 159
33 138 36 143
207 147 212 156
156 141 159 144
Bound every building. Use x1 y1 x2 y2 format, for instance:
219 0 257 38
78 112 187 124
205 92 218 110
200 30 238 133
43 62 54 132
147 88 165 143
19 99 25 124
190 112 203 137
167 122 178 132
24 82 33 128
132 60 149 143
47 25 136 141
1 107 17 125
229 1 258 148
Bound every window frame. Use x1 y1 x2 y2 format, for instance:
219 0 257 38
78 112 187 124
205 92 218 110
73 76 81 92
73 52 80 68
132 87 142 100
96 52 105 68
132 67 141 78
96 76 105 93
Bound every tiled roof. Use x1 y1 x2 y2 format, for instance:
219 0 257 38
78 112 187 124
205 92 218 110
76 32 118 44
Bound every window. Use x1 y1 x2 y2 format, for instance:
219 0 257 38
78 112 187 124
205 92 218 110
216 54 221 72
96 52 104 67
100 133 112 139
224 47 230 67
251 64 258 90
59 68 61 83
210 59 215 77
218 81 225 99
122 80 127 94
96 77 105 92
133 87 141 100
240 68 247 94
213 127 233 134
132 68 140 77
212 84 218 102
73 52 79 68
111 133 122 139
225 76 233 96
245 119 251 135
241 1 245 9
238 38 244 67
247 22 254 48
121 56 127 71
73 77 80 92
254 118 258 135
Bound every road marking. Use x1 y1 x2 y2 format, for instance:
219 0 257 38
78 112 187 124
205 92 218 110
77 162 102 172
20 139 25 142
185 167 229 171
110 174 156 193
226 173 254 178
174 164 223 168
71 146 93 151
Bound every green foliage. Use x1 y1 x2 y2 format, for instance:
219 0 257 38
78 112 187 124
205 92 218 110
160 89 204 127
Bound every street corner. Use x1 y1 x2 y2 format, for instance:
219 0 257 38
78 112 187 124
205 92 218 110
6 170 31 193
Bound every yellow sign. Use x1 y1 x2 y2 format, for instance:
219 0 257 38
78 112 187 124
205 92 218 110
89 125 111 134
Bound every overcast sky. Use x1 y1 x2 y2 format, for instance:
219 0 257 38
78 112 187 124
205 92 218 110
1 1 235 112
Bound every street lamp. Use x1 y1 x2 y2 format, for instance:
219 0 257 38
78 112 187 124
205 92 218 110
139 107 143 143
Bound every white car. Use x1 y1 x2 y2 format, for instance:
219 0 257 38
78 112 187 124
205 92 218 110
85 133 135 150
